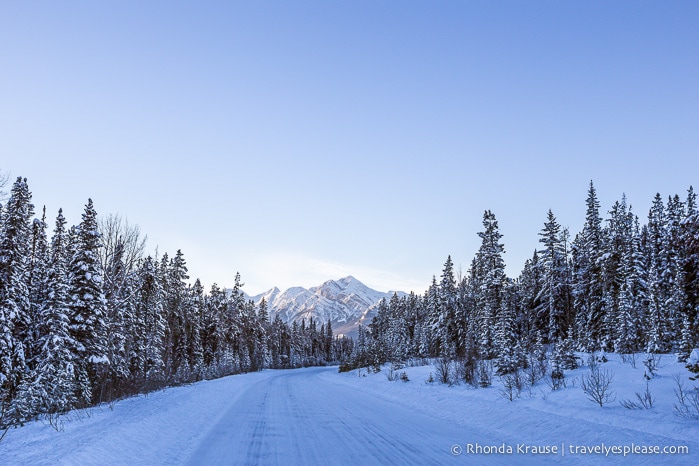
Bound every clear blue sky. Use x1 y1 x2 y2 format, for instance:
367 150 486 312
1 1 697 294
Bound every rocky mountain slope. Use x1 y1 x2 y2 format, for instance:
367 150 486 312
245 276 405 336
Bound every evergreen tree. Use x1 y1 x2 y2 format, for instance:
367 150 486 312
103 240 135 399
472 210 507 359
187 279 206 380
0 177 34 410
13 209 78 421
679 186 699 358
602 196 635 350
646 194 672 352
27 207 49 368
572 181 605 351
133 255 166 390
536 209 570 344
517 250 543 341
437 256 457 358
68 199 108 405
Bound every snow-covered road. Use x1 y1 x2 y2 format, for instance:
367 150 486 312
186 366 475 465
2 359 698 465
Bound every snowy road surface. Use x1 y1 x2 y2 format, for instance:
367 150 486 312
186 366 472 465
2 359 698 465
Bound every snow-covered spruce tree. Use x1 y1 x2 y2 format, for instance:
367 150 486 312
678 188 699 359
494 290 519 375
187 279 206 380
13 209 78 423
223 272 245 372
646 194 673 353
68 198 109 406
437 256 458 359
202 283 227 375
571 181 606 352
132 255 166 391
0 177 34 418
517 250 543 343
602 196 635 352
423 276 440 357
536 209 572 345
163 250 191 382
472 210 507 360
26 207 49 369
103 240 140 400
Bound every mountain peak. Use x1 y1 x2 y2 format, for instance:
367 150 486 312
245 276 405 336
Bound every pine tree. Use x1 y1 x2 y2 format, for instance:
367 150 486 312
26 207 49 369
646 194 672 352
103 240 134 399
187 279 206 380
572 181 605 351
0 177 34 413
536 209 570 344
679 187 699 358
517 250 543 341
163 250 190 381
602 196 635 350
133 255 166 389
472 210 507 359
68 199 109 405
13 209 78 421
437 256 457 358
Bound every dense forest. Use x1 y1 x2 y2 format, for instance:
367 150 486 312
350 182 699 383
0 176 352 429
2 174 698 429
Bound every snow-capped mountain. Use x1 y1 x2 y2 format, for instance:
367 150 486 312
245 276 405 336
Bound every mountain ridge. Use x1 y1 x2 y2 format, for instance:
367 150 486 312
243 276 406 336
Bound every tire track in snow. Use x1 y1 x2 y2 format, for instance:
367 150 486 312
185 367 492 465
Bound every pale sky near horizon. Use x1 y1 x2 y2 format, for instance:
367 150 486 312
1 1 698 295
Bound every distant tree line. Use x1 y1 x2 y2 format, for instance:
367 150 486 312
0 176 352 429
347 182 699 378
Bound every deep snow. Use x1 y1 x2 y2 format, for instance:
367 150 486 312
1 354 698 465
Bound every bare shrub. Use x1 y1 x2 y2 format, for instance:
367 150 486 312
499 370 527 401
581 367 616 407
524 354 547 388
436 358 454 385
620 352 638 368
673 374 699 420
620 383 655 410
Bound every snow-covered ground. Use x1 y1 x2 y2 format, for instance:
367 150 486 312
1 354 698 465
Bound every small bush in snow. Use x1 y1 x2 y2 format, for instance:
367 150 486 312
673 375 699 420
643 353 662 379
454 356 478 387
400 371 409 382
499 370 527 401
436 358 454 386
477 360 493 388
620 352 638 369
546 359 566 391
686 349 699 380
524 354 547 388
581 367 616 407
620 383 655 410
425 372 435 384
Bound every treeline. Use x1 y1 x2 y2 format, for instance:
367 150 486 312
0 176 352 429
349 182 699 377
